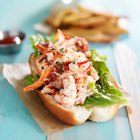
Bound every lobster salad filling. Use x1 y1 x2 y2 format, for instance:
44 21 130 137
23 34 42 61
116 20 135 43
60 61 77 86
23 30 127 107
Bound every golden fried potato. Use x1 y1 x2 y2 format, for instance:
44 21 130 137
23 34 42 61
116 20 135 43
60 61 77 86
78 6 119 19
96 25 128 35
62 27 115 43
61 11 92 25
69 17 107 28
46 8 73 27
44 5 128 43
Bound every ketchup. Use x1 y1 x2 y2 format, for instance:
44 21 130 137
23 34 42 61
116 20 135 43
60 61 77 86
0 31 25 46
0 36 17 45
0 31 25 54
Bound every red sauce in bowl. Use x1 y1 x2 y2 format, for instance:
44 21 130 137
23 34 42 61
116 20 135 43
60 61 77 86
0 30 25 54
0 30 25 46
0 36 17 45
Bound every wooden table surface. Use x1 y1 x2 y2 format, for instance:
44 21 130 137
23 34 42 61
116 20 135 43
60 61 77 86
0 0 140 139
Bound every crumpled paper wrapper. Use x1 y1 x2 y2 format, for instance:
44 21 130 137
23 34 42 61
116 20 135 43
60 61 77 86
0 62 132 140
1 63 71 139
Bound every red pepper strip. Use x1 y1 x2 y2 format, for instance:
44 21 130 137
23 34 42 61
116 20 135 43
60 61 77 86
77 60 89 66
23 67 52 92
36 44 52 54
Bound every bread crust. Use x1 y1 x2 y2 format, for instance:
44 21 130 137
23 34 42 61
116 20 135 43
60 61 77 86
28 54 119 125
38 92 92 125
89 104 119 122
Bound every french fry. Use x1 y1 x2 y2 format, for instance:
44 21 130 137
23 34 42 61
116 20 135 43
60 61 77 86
61 10 92 25
44 5 128 43
70 16 107 28
62 27 115 43
46 8 73 28
95 25 128 35
78 6 119 19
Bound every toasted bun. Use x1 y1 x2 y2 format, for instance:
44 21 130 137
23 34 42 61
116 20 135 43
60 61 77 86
89 105 118 122
29 54 119 125
39 92 92 125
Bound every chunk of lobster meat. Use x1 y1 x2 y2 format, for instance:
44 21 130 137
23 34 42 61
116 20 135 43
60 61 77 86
53 93 77 106
23 68 52 92
73 61 91 79
75 77 87 104
56 29 70 43
74 37 89 53
41 85 54 94
49 72 62 89
54 75 77 105
75 75 95 104
53 52 64 63
85 50 91 58
90 67 99 81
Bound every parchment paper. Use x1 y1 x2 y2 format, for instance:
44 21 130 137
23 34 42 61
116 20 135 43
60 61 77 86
1 63 71 138
0 62 132 140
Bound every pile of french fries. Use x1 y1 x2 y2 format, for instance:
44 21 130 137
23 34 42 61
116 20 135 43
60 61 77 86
45 6 128 43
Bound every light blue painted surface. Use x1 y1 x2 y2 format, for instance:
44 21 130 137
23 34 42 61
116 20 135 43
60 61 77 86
0 0 140 139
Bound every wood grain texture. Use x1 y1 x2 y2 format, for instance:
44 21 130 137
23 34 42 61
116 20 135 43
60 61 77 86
114 43 140 140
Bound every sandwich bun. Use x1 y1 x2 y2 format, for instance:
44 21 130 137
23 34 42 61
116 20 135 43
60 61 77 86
29 54 119 125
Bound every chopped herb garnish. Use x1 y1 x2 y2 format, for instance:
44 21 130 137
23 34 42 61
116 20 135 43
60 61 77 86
56 62 63 70
60 48 64 53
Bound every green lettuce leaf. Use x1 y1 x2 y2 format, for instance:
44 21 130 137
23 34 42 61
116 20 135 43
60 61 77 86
48 34 57 43
88 82 95 91
83 50 127 107
91 49 107 62
30 34 48 57
24 74 39 86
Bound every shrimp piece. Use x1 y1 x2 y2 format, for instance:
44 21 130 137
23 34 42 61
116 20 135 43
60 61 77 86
23 68 52 92
41 84 54 94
